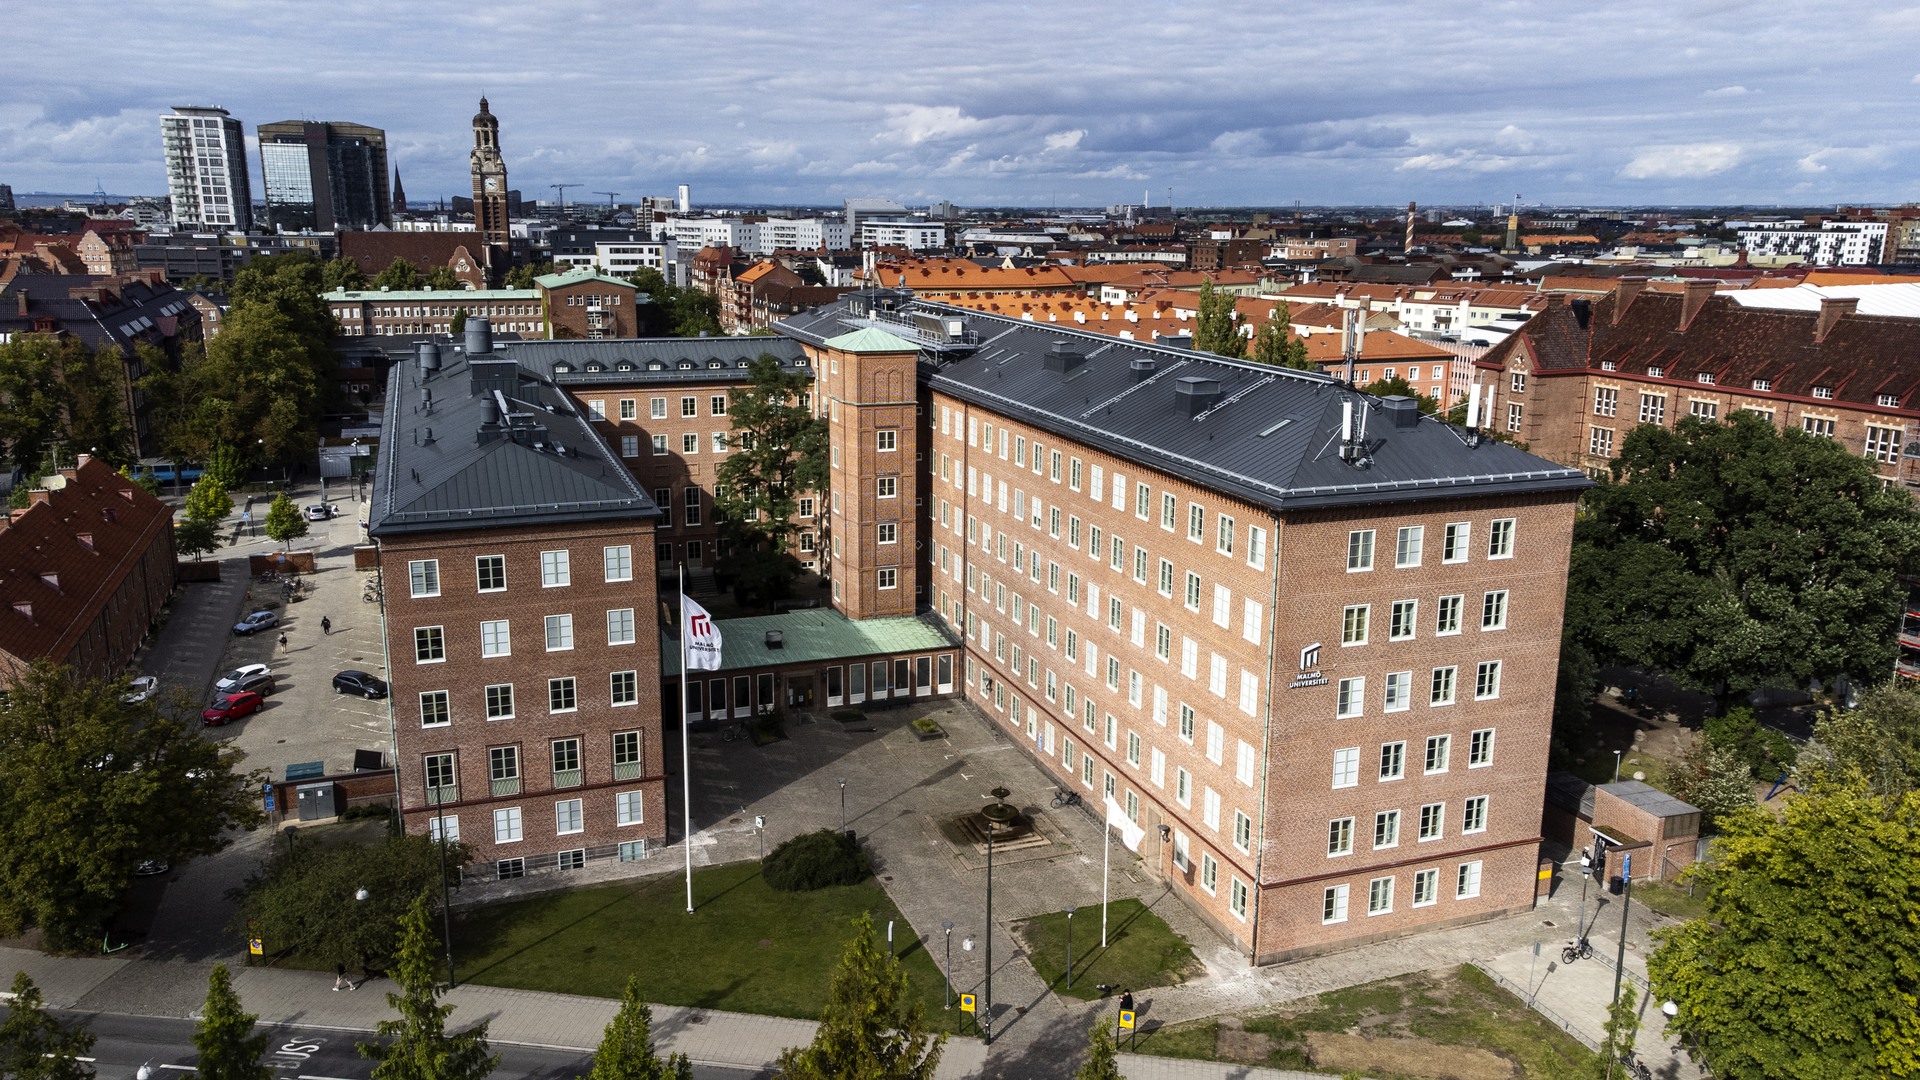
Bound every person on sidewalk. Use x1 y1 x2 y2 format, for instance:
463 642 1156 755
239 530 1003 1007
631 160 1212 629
278 632 288 649
334 963 350 991
321 616 331 635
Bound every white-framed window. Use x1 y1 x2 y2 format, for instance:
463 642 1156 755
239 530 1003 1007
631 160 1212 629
1442 522 1469 564
543 614 574 651
621 435 640 458
1175 766 1192 807
1242 599 1263 645
1184 571 1202 611
652 434 668 456
1230 877 1249 919
1867 425 1904 464
1247 525 1267 569
1507 402 1523 433
1435 595 1463 636
1368 876 1394 916
1469 728 1495 767
1482 590 1508 631
1590 426 1614 458
548 677 577 713
1390 599 1417 641
617 790 646 826
540 549 571 587
878 568 898 590
1323 884 1349 924
1419 802 1444 841
414 626 445 663
1347 529 1374 572
1342 604 1369 646
1160 492 1177 530
1336 677 1365 719
555 799 584 835
428 815 460 842
1233 810 1252 853
1380 740 1405 781
1395 525 1423 568
1200 852 1218 893
1431 665 1457 706
493 806 523 844
1187 503 1204 541
587 399 606 421
1425 734 1451 774
1203 787 1221 830
1457 860 1483 898
485 683 514 720
1333 746 1360 788
1216 515 1235 555
1475 660 1502 700
1510 371 1526 394
1179 703 1196 743
480 619 510 657
418 690 450 728
1374 809 1400 850
1638 393 1665 425
1593 386 1618 417
1384 671 1412 713
607 608 636 645
1488 518 1515 559
877 429 897 452
879 522 898 544
651 397 667 419
1206 721 1225 764
1463 795 1488 834
476 554 506 592
1212 584 1231 628
620 398 638 420
603 545 632 582
1691 400 1718 421
1412 868 1439 907
1328 816 1354 856
610 670 638 707
408 559 440 598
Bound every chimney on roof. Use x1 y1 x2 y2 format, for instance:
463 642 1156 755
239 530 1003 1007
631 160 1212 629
1130 357 1156 383
1678 280 1716 330
1380 395 1421 429
1612 277 1648 323
1043 341 1086 373
1175 376 1222 417
1815 296 1858 343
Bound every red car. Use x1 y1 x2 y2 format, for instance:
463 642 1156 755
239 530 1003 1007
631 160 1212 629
203 691 263 726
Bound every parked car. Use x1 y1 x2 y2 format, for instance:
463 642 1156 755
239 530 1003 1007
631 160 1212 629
121 675 160 704
304 503 339 522
202 691 264 726
214 663 275 695
232 611 278 635
332 670 389 699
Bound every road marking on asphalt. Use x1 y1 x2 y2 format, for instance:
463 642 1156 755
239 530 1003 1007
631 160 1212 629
158 1064 196 1071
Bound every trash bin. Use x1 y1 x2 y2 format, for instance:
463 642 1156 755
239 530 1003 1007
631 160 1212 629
1608 875 1624 896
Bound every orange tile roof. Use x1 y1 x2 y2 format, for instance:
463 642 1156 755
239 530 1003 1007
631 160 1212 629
735 261 779 285
859 257 1078 291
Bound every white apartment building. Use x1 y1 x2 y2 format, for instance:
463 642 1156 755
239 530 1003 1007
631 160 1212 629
658 216 747 254
594 238 679 284
750 218 851 254
859 219 948 251
160 106 252 231
1738 221 1889 266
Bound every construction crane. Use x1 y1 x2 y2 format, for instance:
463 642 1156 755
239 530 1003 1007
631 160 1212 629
594 191 622 208
550 183 578 216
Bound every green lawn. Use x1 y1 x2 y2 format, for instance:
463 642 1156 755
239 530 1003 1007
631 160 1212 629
1133 965 1597 1079
451 862 960 1029
1014 898 1201 1001
1633 880 1708 921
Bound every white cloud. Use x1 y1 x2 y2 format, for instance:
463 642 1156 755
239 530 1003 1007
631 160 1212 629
1797 145 1890 173
879 105 992 145
1620 143 1742 179
1703 85 1755 97
1043 129 1085 151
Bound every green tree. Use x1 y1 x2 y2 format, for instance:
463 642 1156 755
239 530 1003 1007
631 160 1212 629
422 266 461 291
1800 682 1920 795
450 309 469 336
0 972 94 1080
1668 738 1755 831
204 443 246 490
235 832 466 971
1074 1019 1123 1080
1192 279 1244 359
184 476 234 527
714 354 828 605
0 335 135 472
322 258 369 292
263 492 308 550
0 663 264 950
668 289 721 338
1567 412 1920 708
1702 706 1795 780
193 964 271 1080
584 977 692 1080
360 894 498 1080
227 252 337 354
1249 301 1311 369
504 262 555 290
1648 779 1920 1078
1357 376 1440 414
773 913 945 1080
1593 986 1641 1080
373 258 423 291
174 515 221 560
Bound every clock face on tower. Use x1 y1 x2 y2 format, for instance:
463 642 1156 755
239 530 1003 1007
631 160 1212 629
484 177 499 192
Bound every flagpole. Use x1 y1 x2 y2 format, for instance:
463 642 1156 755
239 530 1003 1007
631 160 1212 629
682 563 695 916
1102 799 1111 948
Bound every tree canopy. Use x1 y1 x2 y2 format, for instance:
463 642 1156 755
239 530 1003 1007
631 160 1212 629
360 894 498 1080
1249 301 1311 369
236 832 467 970
1074 1019 1122 1080
1648 780 1920 1078
322 258 369 291
1357 376 1440 414
714 354 827 605
625 268 721 338
373 259 423 291
1566 412 1920 702
1192 279 1244 359
0 972 94 1080
0 662 263 950
582 977 692 1080
1799 681 1920 796
264 492 307 549
193 963 272 1080
0 334 136 473
774 913 945 1080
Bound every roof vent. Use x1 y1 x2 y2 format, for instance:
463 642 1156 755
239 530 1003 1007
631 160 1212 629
1130 357 1156 383
1380 395 1421 429
1043 340 1086 373
463 318 494 357
1175 376 1222 417
417 341 441 374
765 629 784 649
481 398 501 427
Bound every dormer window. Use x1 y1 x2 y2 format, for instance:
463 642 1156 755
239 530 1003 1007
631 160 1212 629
707 360 723 369
1752 378 1772 392
553 362 573 374
76 533 93 550
736 360 749 368
1647 366 1664 379
616 361 635 372
1878 393 1901 408
1600 361 1617 372
647 361 664 371
1696 373 1715 385
1812 385 1834 400
585 362 605 373
11 602 29 621
678 360 694 370
38 573 57 591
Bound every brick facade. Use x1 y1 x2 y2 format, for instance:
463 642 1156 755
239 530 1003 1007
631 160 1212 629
543 275 640 340
821 336 922 619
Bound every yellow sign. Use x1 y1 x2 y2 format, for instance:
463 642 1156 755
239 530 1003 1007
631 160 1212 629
248 938 263 956
1538 868 1553 880
959 993 976 1014
1119 1010 1136 1031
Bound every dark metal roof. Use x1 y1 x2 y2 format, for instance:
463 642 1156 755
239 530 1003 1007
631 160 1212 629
778 296 1590 512
486 336 808 386
368 338 660 537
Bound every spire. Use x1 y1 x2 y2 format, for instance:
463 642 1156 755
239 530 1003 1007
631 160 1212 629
479 95 490 114
392 166 407 215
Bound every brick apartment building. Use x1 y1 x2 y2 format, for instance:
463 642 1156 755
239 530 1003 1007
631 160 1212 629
0 457 176 688
369 327 668 880
778 293 1590 962
323 267 637 340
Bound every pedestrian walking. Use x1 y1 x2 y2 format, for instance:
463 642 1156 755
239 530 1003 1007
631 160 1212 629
321 616 331 635
333 963 350 991
1120 989 1134 1015
278 632 288 649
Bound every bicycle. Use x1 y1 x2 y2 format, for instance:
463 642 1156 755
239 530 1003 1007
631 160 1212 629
1050 787 1083 809
721 720 750 743
1561 936 1594 964
362 585 382 604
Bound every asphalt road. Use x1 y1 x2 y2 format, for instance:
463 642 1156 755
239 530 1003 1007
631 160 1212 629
51 1012 770 1080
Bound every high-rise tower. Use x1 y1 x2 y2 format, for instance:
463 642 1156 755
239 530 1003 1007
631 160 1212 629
469 98 510 263
160 106 252 231
257 120 389 231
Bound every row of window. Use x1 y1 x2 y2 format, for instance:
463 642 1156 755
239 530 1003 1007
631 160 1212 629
406 548 631 598
1323 861 1482 923
1588 400 1904 465
1327 796 1489 857
1346 520 1514 573
425 792 647 848
1333 731 1494 786
415 671 641 725
1334 662 1501 718
648 487 707 528
422 735 647 800
1340 591 1507 645
1593 374 1899 402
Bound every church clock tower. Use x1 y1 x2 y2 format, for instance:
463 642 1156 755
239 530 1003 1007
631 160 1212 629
469 98 509 267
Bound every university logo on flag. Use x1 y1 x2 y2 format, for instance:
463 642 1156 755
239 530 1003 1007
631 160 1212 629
683 595 724 671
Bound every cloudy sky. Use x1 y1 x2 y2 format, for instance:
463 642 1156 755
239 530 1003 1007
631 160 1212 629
8 0 1920 209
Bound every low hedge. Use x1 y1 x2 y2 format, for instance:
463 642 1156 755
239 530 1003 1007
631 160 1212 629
763 828 870 892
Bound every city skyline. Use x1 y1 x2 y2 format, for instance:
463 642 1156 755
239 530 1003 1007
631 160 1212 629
5 0 1919 209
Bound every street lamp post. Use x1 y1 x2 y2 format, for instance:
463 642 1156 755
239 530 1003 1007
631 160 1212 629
433 790 457 987
984 820 994 1045
941 921 954 1009
837 777 847 833
1064 906 1077 990
1612 749 1624 784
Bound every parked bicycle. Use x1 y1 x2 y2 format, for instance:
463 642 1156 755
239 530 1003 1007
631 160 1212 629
721 719 752 743
362 584 382 603
1051 787 1083 809
1561 936 1595 964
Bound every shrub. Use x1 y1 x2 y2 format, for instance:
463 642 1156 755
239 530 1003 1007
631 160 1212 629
763 829 869 892
1704 706 1795 779
912 717 941 734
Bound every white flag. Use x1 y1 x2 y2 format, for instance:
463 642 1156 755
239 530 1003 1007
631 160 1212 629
1104 795 1147 854
682 595 723 671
